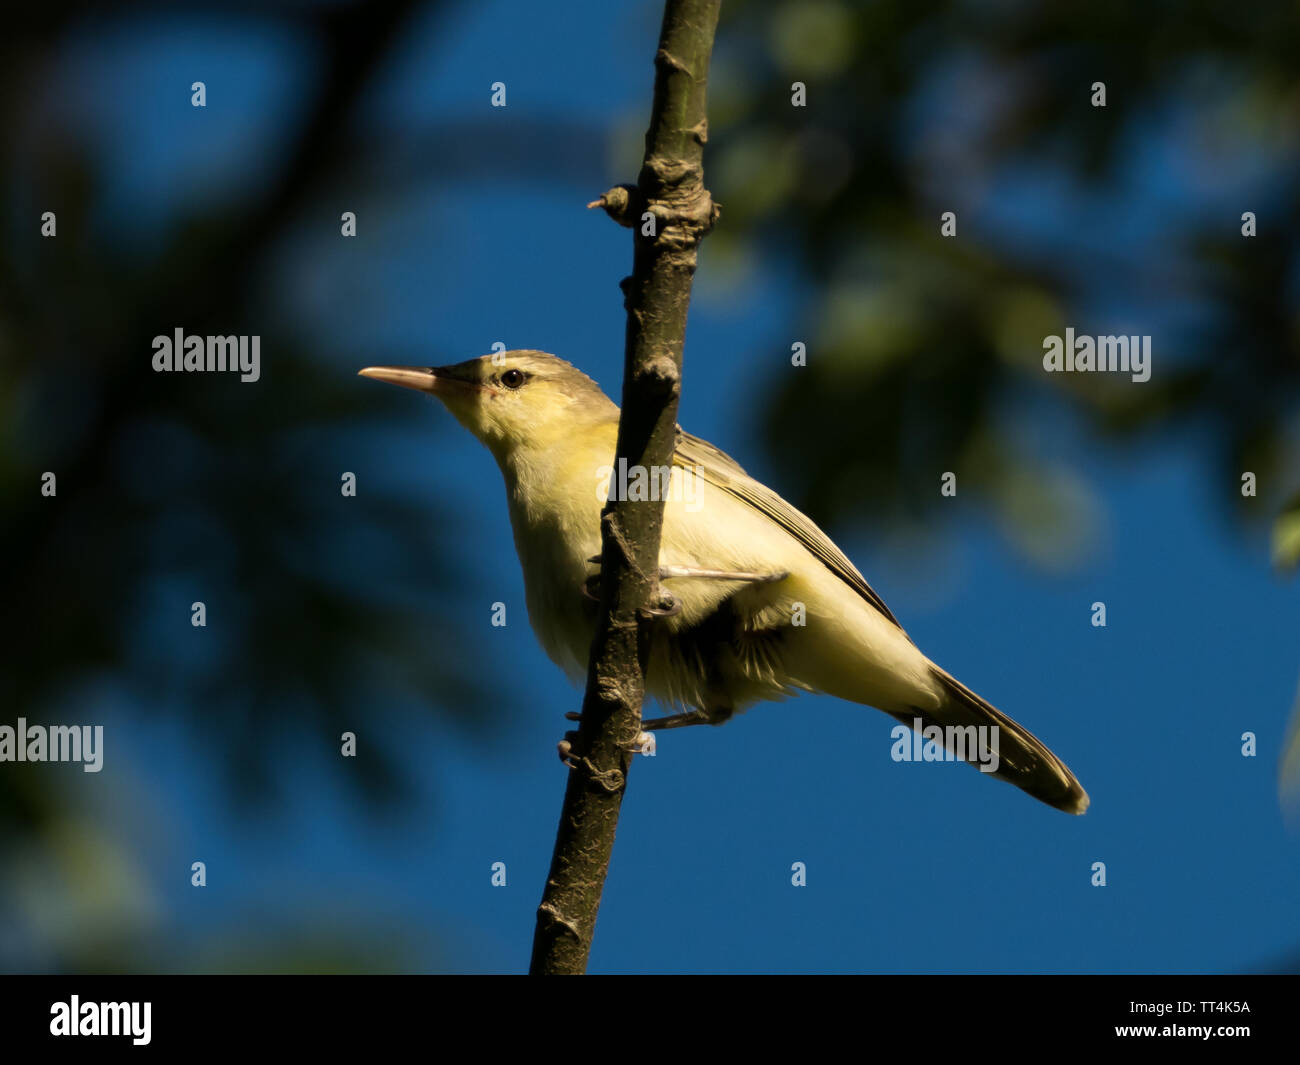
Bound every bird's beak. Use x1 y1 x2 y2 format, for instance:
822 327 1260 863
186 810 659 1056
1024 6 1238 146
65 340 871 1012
358 365 441 393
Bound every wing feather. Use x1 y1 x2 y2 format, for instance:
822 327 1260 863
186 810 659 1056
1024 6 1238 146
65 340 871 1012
673 428 904 630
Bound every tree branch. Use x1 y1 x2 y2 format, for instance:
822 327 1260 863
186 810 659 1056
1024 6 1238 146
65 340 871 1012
528 0 721 975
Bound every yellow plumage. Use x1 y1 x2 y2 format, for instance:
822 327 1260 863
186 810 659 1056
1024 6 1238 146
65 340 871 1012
360 350 1089 814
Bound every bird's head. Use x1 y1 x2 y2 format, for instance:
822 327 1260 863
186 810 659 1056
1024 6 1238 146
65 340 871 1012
359 350 618 463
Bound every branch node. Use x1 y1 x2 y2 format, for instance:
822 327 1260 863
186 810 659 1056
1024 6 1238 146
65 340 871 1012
536 903 582 943
655 48 690 75
588 184 642 227
638 355 681 399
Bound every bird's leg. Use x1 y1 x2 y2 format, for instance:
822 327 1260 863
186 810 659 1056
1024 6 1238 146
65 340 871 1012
582 566 682 617
629 706 732 752
582 556 788 604
580 553 763 753
640 704 734 732
566 705 731 754
562 711 647 758
639 708 716 731
658 564 789 584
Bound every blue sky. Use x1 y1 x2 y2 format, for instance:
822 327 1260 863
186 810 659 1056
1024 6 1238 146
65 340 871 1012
20 0 1300 973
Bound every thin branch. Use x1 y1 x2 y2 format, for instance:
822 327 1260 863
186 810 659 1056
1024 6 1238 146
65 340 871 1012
528 0 722 975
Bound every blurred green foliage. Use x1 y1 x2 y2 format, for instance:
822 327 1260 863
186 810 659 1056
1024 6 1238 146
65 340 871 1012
708 0 1299 568
1 0 483 971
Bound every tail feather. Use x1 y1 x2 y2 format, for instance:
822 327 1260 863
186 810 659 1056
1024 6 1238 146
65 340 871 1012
891 667 1089 815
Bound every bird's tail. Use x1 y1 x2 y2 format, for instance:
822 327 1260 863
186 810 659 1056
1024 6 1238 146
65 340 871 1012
890 667 1089 815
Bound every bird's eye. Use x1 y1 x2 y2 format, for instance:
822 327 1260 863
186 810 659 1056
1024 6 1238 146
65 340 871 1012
501 369 526 389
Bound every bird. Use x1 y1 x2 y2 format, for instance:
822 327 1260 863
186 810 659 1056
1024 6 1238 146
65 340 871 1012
360 350 1089 814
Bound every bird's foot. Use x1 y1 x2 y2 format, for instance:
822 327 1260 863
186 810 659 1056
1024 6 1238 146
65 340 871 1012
563 709 657 756
557 730 581 768
582 557 786 611
628 731 656 755
640 707 729 732
639 593 680 619
580 560 680 617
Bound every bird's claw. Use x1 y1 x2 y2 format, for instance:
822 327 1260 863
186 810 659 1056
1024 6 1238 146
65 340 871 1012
639 592 681 619
557 730 582 768
628 731 656 755
582 562 681 619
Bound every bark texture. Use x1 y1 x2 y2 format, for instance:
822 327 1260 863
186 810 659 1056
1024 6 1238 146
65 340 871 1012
529 0 722 975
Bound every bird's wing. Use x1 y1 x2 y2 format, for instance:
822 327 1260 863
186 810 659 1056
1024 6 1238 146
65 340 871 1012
673 428 904 630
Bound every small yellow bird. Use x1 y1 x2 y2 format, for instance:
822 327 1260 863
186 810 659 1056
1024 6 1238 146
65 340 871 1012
361 350 1089 814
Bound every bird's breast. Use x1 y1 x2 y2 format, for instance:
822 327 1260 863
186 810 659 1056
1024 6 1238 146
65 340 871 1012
503 455 605 679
